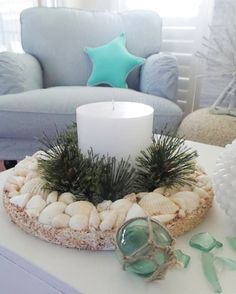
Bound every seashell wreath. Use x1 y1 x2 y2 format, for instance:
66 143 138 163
4 125 213 233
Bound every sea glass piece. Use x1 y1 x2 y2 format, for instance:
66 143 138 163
226 236 236 251
189 232 223 252
201 252 222 293
174 249 191 268
214 256 236 271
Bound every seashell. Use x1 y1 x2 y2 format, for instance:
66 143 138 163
99 210 110 221
193 187 209 199
14 167 29 177
65 201 94 217
10 193 31 208
8 176 25 188
32 151 48 160
139 192 179 215
46 191 58 204
89 207 101 229
26 195 46 212
178 209 186 218
137 192 148 200
4 182 19 193
58 192 74 205
195 163 206 174
20 177 48 200
110 199 132 213
52 213 70 228
163 187 180 197
38 202 67 225
179 185 193 192
171 191 200 213
8 191 20 198
115 209 128 228
153 187 165 194
69 214 88 230
26 209 42 217
125 203 146 221
25 171 39 183
17 156 38 171
99 210 117 232
97 200 112 212
152 214 176 223
196 175 211 188
124 193 137 202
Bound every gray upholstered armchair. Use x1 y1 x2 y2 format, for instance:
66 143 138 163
0 7 182 162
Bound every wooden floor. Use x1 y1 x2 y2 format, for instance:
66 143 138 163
0 161 5 172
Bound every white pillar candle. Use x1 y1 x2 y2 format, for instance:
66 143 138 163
76 101 154 162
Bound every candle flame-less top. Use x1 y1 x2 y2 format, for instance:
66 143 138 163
76 102 154 119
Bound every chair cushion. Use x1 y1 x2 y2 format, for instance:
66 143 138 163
21 8 162 90
0 86 183 140
85 33 145 88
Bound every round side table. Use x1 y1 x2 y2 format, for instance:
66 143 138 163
178 108 236 147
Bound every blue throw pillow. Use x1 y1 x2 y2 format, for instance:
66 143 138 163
85 33 145 88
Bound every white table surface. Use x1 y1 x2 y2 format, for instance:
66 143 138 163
0 141 236 294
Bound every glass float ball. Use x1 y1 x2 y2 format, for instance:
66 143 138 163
116 217 176 281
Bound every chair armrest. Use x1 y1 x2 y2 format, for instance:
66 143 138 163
140 52 178 102
0 52 43 95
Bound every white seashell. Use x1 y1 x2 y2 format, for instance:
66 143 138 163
99 210 117 232
125 203 146 221
153 187 165 194
20 177 48 199
124 193 137 202
38 202 67 225
10 193 31 208
115 209 128 228
14 167 29 177
8 176 25 188
178 209 186 218
196 175 211 188
110 199 132 212
65 201 94 217
8 191 20 198
4 182 19 193
193 187 209 199
26 209 42 217
179 185 193 192
52 213 70 228
46 191 58 204
171 191 200 213
26 195 46 212
32 151 48 160
58 192 74 204
139 192 179 215
97 200 112 212
137 192 149 199
152 214 176 223
164 187 180 197
89 207 101 229
69 214 88 230
99 210 110 221
25 171 39 183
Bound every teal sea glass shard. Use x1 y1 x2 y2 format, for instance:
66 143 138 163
126 259 157 277
226 236 236 251
189 232 223 252
174 249 191 268
201 252 222 293
214 256 236 271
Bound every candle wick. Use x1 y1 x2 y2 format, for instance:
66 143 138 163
112 99 115 111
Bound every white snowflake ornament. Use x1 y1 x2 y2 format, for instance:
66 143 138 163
213 139 236 223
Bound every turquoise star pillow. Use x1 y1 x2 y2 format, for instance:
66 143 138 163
85 33 145 88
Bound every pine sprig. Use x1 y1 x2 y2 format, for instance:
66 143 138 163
134 133 198 192
38 125 135 205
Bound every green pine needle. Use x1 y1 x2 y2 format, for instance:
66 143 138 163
38 124 135 205
134 132 198 192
